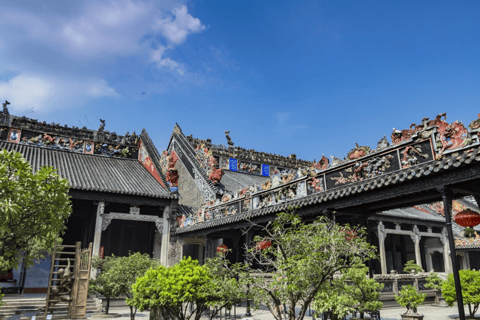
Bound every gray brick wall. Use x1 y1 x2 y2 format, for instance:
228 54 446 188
175 160 205 208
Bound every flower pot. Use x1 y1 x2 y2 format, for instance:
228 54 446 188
400 313 424 320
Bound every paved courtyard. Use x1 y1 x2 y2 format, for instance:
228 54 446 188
85 304 479 320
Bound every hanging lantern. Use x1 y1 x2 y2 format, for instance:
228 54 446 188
256 240 272 250
454 209 480 238
216 244 228 254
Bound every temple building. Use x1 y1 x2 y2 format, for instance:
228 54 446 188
163 120 480 273
0 101 178 293
2 99 480 295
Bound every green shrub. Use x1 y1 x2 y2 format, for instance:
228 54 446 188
424 271 445 291
442 269 480 318
403 260 423 274
395 285 426 315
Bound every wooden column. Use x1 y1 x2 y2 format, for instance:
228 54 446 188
442 187 465 320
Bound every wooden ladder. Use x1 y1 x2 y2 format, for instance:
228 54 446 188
44 241 93 319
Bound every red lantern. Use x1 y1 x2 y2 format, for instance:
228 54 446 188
256 240 272 250
217 244 228 254
454 209 480 228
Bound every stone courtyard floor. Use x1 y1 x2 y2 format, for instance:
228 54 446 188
86 304 480 320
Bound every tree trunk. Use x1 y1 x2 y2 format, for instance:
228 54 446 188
106 297 110 314
129 305 136 320
149 307 163 320
18 251 28 294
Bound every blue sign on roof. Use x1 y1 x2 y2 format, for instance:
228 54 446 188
262 164 270 176
229 158 238 171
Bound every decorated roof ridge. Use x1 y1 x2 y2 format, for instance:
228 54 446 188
175 112 480 217
0 138 140 160
185 134 313 167
0 100 141 148
139 129 175 196
175 141 480 233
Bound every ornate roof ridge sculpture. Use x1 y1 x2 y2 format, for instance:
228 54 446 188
0 101 174 197
0 101 141 158
185 134 313 168
175 112 480 233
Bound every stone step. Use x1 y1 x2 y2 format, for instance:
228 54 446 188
0 303 98 313
0 300 96 312
0 297 101 317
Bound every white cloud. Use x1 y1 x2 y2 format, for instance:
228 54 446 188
61 0 152 57
153 5 205 45
0 0 206 108
0 74 118 113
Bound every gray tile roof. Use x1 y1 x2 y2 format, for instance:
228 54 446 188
376 207 445 222
177 204 199 216
0 140 174 199
221 170 269 194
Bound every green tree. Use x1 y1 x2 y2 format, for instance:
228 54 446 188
222 211 377 320
0 150 71 273
425 271 445 291
203 254 246 319
346 264 383 318
130 257 214 320
442 269 480 318
395 285 426 315
110 252 160 320
89 255 122 314
403 260 423 274
311 264 383 320
312 277 357 320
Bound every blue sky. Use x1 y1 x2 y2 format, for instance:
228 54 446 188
0 1 479 162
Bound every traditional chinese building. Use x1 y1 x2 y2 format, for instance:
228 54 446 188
0 101 178 293
3 99 480 298
169 111 480 277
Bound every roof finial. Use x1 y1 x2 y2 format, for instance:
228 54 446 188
98 119 105 133
225 131 234 146
2 100 10 115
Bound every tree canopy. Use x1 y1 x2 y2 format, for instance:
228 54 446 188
222 211 377 320
0 150 71 273
130 257 216 320
442 269 480 318
89 255 122 314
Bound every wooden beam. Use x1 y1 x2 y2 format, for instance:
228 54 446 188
69 190 174 207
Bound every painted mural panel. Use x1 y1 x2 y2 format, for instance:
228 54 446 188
138 140 166 188
7 128 21 143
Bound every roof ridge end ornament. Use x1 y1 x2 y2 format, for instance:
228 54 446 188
225 130 234 147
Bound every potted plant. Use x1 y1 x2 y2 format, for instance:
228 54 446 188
424 271 446 306
395 285 426 320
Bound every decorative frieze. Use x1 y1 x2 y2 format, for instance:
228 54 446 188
101 212 163 233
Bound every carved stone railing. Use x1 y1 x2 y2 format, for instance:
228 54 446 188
373 270 447 298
